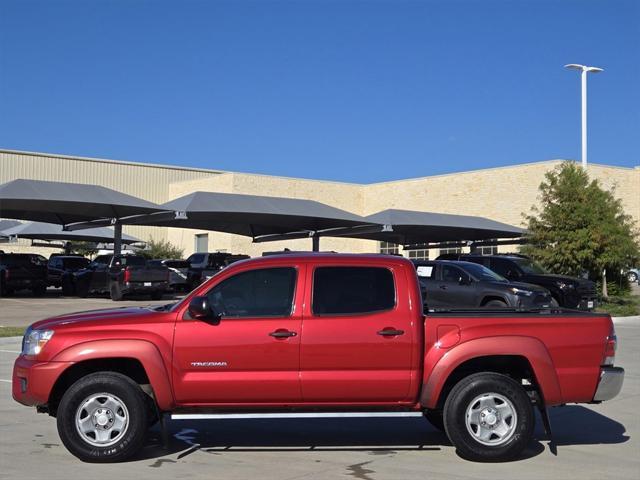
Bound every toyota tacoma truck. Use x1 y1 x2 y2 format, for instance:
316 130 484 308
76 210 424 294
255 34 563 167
12 254 624 463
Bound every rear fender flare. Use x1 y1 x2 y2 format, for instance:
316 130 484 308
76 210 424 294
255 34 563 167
52 339 174 410
420 336 563 408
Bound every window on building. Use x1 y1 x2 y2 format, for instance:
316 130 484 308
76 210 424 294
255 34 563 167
476 240 498 255
379 241 399 255
195 233 208 253
312 267 396 315
439 247 462 257
206 267 297 318
405 243 429 261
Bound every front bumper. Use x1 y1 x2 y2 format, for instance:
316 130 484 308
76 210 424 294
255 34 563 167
12 356 73 407
593 366 624 402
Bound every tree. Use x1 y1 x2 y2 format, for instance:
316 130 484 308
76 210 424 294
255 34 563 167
521 161 639 297
138 237 184 260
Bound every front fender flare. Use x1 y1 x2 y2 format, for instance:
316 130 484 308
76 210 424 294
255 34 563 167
52 339 175 410
420 336 563 408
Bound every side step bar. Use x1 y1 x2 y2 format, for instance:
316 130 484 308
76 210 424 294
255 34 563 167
171 411 423 420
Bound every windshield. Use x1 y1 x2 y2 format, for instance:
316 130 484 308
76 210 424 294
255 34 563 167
164 260 190 268
512 258 548 274
457 262 508 282
63 258 90 269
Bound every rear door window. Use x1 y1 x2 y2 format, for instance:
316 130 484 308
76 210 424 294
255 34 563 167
312 266 395 315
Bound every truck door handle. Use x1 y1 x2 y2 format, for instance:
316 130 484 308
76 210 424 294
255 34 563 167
269 330 297 338
439 285 447 290
377 328 405 337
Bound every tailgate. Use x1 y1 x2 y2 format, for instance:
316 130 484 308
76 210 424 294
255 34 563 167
127 267 167 283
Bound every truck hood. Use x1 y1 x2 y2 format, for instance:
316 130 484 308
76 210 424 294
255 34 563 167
30 306 159 331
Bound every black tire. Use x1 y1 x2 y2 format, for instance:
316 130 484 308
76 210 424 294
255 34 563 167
76 281 89 298
110 283 123 301
61 277 76 296
484 299 507 308
443 372 534 462
56 372 149 463
424 408 445 432
628 272 638 283
150 290 163 300
31 284 46 297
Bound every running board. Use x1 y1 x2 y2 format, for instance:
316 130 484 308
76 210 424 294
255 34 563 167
171 411 423 420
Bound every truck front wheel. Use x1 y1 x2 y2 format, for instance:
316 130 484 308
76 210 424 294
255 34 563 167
56 372 149 463
443 372 534 462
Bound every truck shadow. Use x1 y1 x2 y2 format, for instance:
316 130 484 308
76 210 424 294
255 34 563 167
546 405 630 446
131 405 628 464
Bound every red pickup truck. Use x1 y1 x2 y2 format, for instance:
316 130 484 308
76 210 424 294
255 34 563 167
12 254 624 463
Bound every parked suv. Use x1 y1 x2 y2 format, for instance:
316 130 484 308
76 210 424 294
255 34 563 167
186 252 250 289
47 255 90 292
437 254 598 310
0 253 48 297
414 260 554 309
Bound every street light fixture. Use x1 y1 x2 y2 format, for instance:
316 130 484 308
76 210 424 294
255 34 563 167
564 64 604 168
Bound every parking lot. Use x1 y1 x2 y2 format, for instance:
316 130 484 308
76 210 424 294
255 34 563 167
0 296 638 480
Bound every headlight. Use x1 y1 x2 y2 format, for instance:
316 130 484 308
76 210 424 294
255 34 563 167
511 287 534 297
22 328 54 356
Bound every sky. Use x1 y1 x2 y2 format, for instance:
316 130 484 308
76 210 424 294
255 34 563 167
0 0 638 183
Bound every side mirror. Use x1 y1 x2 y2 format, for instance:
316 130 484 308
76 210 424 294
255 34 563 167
188 296 222 324
459 275 472 286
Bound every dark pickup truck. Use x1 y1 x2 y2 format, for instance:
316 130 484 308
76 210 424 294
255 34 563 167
415 260 554 309
64 254 169 301
438 254 598 310
0 253 48 297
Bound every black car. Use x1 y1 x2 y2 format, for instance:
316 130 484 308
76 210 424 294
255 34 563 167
436 254 598 310
65 254 169 300
414 260 554 309
0 253 48 297
47 255 90 292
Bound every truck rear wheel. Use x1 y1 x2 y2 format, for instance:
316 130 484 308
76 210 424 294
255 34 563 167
443 372 534 462
56 372 149 463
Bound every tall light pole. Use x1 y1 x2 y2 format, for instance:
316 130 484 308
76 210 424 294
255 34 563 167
564 64 604 168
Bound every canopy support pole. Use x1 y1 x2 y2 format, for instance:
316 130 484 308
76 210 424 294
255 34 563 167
113 223 122 257
312 235 320 252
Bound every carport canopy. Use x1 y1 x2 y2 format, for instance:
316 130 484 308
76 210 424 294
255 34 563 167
0 221 141 244
140 191 373 250
334 209 525 246
254 208 525 248
0 179 166 255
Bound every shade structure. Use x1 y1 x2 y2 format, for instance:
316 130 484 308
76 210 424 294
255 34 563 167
0 220 21 237
319 209 524 246
0 179 164 225
0 221 141 244
151 191 371 238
